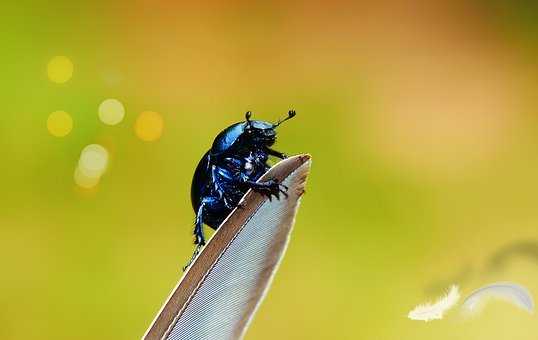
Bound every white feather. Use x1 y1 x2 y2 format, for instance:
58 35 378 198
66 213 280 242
461 282 534 315
408 285 460 321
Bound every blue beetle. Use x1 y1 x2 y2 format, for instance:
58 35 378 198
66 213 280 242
185 110 296 267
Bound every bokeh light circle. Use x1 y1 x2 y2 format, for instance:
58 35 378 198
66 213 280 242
135 111 164 142
47 111 73 137
74 167 100 189
98 98 125 125
78 144 109 178
47 56 73 83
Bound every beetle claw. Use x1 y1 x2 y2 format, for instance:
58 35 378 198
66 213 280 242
252 179 289 201
183 244 203 271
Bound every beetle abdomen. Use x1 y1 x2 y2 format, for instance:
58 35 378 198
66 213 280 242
191 150 211 212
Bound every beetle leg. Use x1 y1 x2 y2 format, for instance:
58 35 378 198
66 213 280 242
210 165 221 192
210 165 233 208
213 164 244 209
266 148 287 159
184 199 209 271
183 243 203 271
193 202 206 246
214 185 233 209
243 178 288 200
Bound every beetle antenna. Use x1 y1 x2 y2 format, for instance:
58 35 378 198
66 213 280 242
274 110 296 127
245 111 252 128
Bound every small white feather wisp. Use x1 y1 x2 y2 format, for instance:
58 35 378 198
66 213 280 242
408 285 460 321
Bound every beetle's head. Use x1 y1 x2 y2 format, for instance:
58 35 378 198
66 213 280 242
244 110 296 146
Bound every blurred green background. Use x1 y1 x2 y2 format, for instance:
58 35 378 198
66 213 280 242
3 1 538 339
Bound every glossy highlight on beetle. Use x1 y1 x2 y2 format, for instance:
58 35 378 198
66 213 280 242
186 110 296 268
